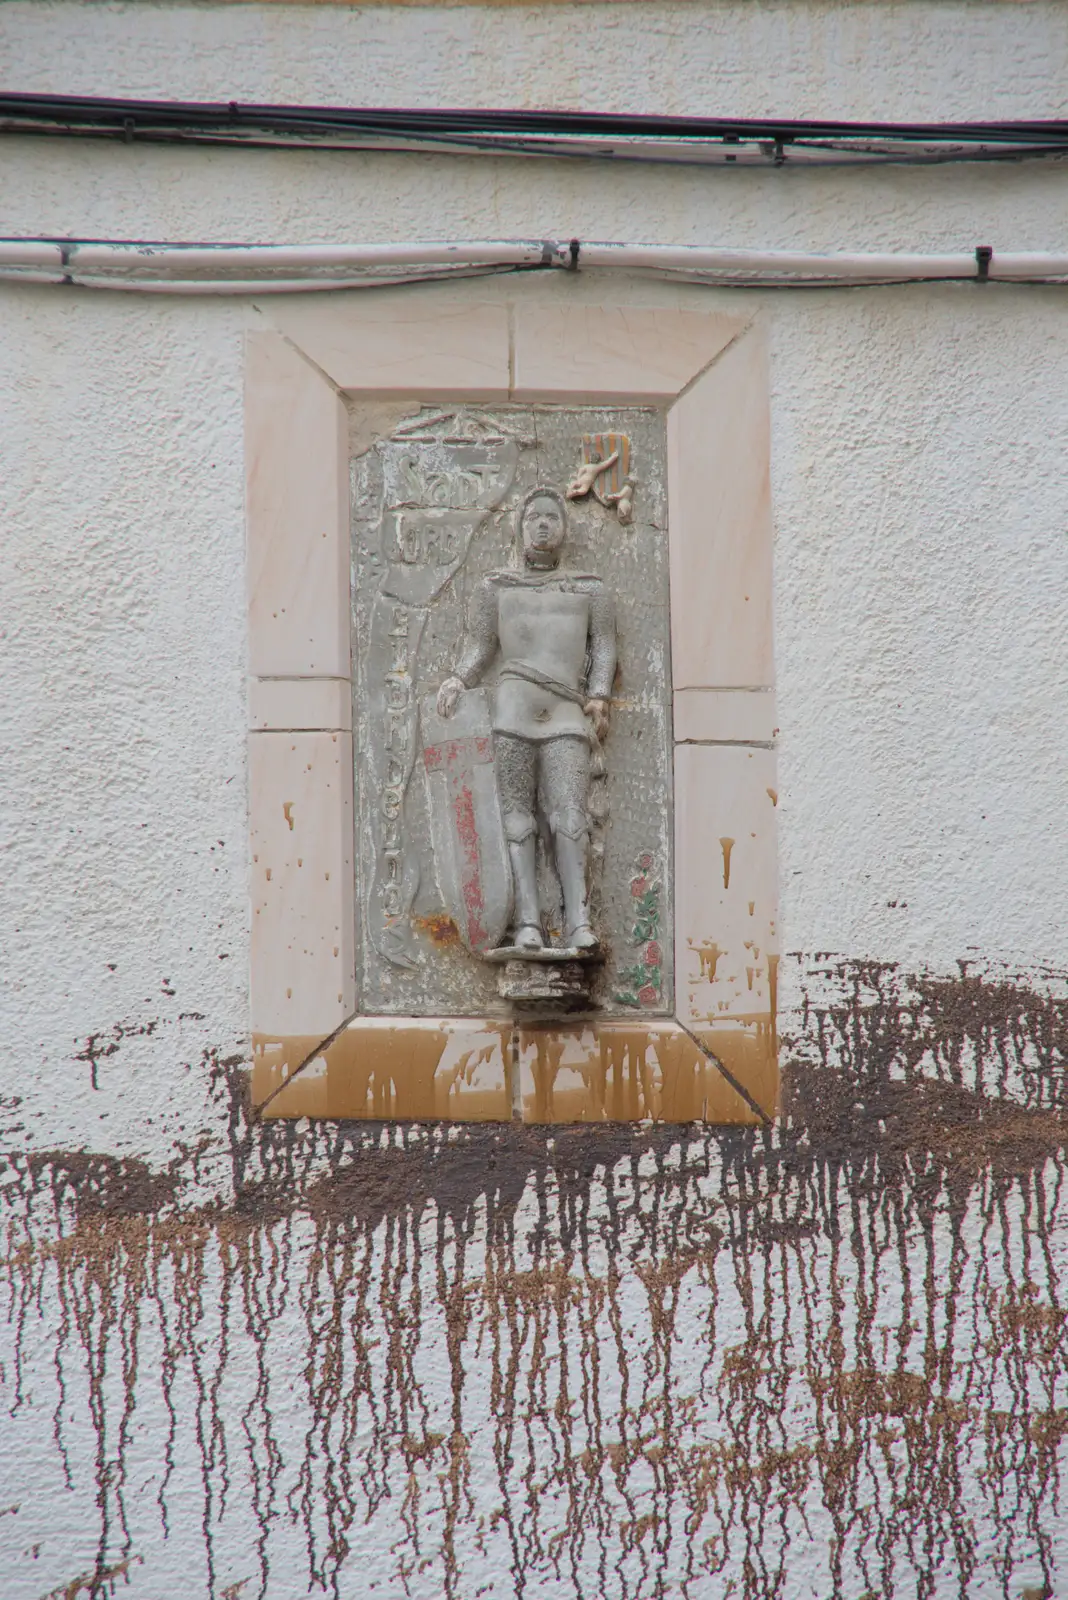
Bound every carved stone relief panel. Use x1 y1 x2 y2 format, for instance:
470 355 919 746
350 404 672 1019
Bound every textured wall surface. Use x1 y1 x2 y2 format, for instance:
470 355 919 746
2 4 1067 1597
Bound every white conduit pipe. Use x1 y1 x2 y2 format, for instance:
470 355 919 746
73 240 563 272
580 243 1068 279
3 239 1068 291
42 268 517 295
0 239 565 285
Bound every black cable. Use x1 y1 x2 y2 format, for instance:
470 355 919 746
3 92 1068 163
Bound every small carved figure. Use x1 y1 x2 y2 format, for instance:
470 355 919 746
436 487 617 953
566 449 620 500
604 479 633 523
566 433 634 524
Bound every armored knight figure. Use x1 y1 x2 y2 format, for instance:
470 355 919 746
436 487 617 953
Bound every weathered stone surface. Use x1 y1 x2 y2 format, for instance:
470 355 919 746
351 404 673 1017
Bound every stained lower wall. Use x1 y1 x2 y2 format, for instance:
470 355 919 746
4 960 1066 1598
2 4 1068 1597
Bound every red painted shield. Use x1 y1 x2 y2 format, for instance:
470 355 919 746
421 689 512 954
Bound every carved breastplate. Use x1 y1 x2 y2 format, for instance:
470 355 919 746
497 586 590 688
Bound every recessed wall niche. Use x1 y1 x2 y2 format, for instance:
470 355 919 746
245 300 777 1123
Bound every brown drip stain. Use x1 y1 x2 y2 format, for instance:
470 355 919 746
697 942 723 981
254 1024 511 1122
700 1019 780 1118
767 787 778 806
768 952 780 1032
519 1022 760 1125
282 801 294 830
255 1020 765 1128
526 1029 569 1122
6 962 1068 1600
719 836 735 889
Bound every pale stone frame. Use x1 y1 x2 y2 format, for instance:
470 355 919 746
246 296 778 1125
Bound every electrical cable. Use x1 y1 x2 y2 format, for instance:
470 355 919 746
4 92 1068 166
2 238 1068 294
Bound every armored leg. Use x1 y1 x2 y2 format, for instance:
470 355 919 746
541 736 596 949
494 733 542 949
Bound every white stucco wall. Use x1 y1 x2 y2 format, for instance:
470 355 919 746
2 6 1067 1599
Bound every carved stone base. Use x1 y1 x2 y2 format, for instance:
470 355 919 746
485 944 598 964
495 958 592 1011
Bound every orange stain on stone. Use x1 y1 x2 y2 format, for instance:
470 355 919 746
414 911 463 948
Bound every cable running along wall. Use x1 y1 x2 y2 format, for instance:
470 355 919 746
2 238 1068 293
6 91 1068 165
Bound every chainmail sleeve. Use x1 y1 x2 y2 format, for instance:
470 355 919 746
585 584 617 701
453 577 500 687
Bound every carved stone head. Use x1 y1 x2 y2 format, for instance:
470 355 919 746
518 487 568 569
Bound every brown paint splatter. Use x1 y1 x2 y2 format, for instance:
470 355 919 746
719 837 735 890
4 966 1068 1600
697 942 723 982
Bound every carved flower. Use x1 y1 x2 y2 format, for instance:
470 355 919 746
637 984 659 1007
638 853 654 873
644 941 662 967
630 875 648 899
